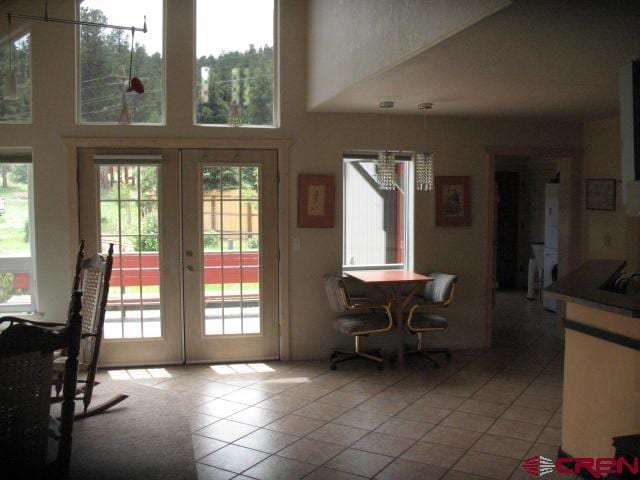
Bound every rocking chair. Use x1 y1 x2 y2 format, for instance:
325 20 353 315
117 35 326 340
0 290 84 479
2 242 127 419
52 243 128 419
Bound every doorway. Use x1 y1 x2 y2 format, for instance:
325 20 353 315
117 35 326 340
78 148 280 366
495 171 520 289
484 148 582 346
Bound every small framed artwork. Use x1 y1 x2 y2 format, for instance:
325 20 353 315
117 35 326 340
436 176 471 226
297 175 335 228
586 178 616 211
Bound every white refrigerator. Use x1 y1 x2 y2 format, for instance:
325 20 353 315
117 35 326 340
543 183 559 311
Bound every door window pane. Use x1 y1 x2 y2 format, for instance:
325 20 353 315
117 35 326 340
0 29 31 123
195 0 276 126
99 165 161 339
202 165 261 336
79 0 164 124
0 158 36 312
343 157 412 270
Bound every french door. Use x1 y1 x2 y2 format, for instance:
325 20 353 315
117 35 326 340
78 148 279 366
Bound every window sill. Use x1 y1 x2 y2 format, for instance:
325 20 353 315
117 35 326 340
0 312 44 321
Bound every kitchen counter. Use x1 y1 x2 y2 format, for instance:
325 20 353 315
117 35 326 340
545 259 640 317
546 260 640 460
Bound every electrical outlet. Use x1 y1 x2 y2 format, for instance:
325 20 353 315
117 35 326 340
293 237 301 251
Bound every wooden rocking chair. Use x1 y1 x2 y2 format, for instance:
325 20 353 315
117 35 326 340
52 243 128 419
2 242 127 419
0 290 84 479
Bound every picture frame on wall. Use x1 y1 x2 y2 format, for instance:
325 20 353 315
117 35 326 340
586 178 616 211
297 174 335 228
435 176 471 226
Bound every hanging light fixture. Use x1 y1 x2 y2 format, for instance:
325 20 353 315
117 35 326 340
376 101 396 190
415 102 434 191
4 13 17 100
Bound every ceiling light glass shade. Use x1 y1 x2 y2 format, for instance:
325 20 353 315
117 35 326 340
376 151 396 190
3 70 17 100
415 152 434 191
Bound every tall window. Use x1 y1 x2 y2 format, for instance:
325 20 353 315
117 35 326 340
0 151 36 312
195 0 276 127
97 163 161 339
343 154 413 271
78 0 164 124
0 25 31 123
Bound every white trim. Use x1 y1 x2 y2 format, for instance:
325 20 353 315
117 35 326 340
64 136 292 362
0 158 37 313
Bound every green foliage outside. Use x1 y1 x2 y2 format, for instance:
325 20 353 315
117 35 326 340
79 7 163 123
0 272 14 303
79 6 274 126
196 44 274 126
202 166 259 197
0 164 30 256
0 34 31 122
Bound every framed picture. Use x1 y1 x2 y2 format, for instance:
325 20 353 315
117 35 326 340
297 175 335 228
586 178 616 211
436 176 471 226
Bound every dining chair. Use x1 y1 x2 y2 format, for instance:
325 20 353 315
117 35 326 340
324 274 393 370
404 272 458 368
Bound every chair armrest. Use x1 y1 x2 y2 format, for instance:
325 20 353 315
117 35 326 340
0 317 66 328
406 302 449 328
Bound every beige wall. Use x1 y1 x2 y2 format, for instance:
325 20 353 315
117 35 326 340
0 0 583 359
307 0 510 109
580 117 640 270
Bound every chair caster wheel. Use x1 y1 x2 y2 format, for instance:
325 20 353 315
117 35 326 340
377 364 384 371
330 364 337 371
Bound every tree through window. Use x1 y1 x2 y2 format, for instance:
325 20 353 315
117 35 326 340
78 0 164 124
195 0 276 127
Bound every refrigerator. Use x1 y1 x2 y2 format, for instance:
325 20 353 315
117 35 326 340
543 183 559 311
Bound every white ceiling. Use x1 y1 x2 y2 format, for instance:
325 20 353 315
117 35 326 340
311 0 640 120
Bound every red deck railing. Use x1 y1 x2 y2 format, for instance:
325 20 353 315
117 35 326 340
11 251 260 291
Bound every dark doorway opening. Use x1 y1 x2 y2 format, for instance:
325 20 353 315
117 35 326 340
495 171 520 289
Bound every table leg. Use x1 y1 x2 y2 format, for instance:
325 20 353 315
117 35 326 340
387 284 404 368
395 301 404 367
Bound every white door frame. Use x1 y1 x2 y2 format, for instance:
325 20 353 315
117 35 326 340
65 137 292 362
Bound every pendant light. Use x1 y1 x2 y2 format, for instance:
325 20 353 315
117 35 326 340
415 102 434 191
376 101 396 190
4 13 17 100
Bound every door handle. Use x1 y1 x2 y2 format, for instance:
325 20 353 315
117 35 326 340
186 265 195 272
185 250 194 257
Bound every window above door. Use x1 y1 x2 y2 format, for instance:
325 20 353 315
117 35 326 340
195 0 278 127
77 0 165 125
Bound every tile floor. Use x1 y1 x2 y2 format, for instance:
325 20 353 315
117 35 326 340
71 291 577 480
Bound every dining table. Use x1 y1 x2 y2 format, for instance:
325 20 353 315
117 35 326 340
345 270 433 367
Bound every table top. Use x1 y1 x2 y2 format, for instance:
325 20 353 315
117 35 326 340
346 270 433 284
